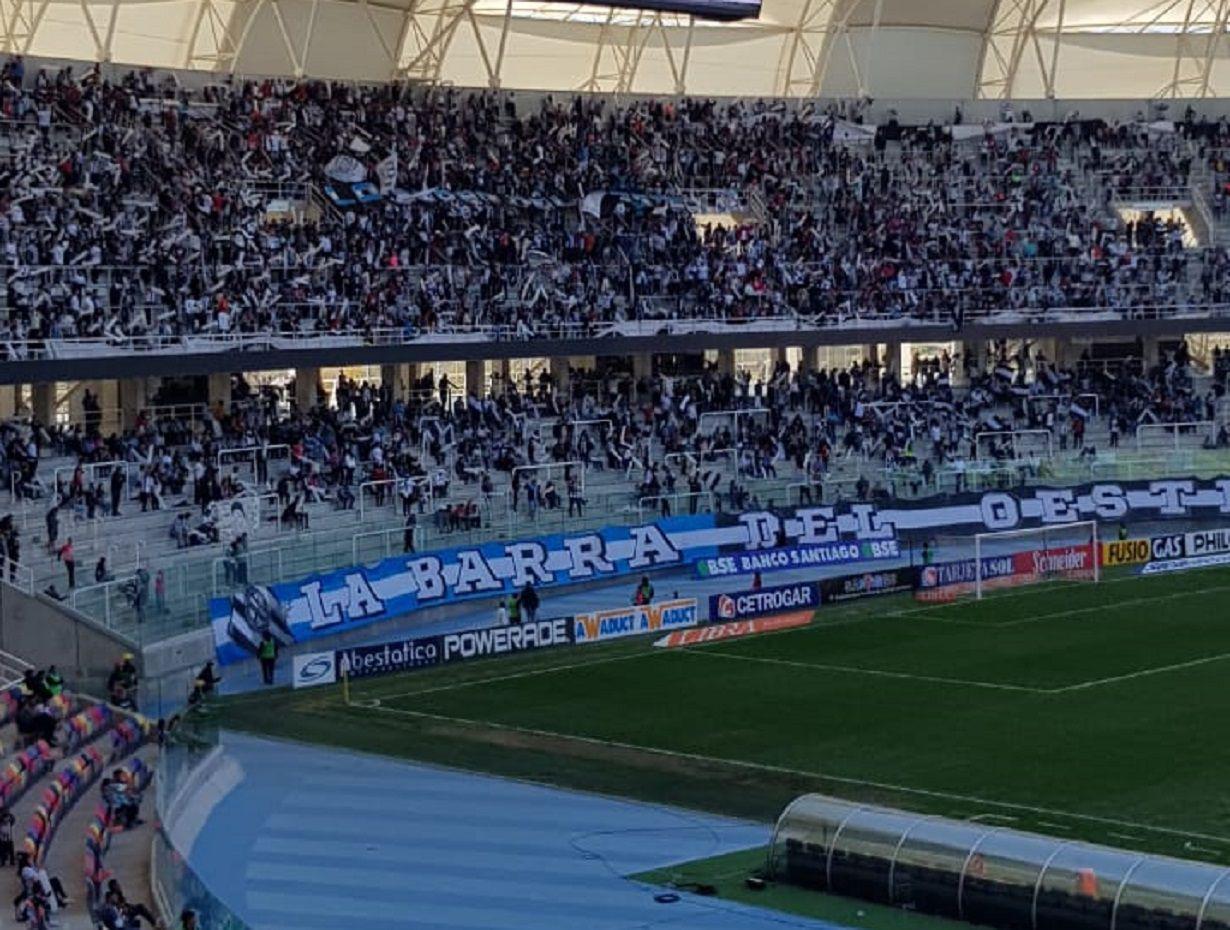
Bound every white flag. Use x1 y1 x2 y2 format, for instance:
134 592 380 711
376 151 398 194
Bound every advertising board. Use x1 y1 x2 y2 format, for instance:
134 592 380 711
573 599 699 644
709 583 818 622
818 568 914 603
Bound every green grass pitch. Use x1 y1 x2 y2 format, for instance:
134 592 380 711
219 564 1230 915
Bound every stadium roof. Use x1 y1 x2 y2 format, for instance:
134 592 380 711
11 0 1230 99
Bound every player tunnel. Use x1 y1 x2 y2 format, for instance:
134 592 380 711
769 795 1230 930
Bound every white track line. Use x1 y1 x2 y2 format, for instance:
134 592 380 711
358 701 1230 846
678 648 1046 693
1050 650 1230 693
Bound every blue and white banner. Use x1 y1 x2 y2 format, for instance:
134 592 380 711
709 583 819 622
213 477 1230 664
211 514 720 664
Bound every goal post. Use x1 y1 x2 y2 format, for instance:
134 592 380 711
972 521 1099 600
922 521 1101 602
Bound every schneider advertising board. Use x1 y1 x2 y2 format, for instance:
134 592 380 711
219 477 1230 664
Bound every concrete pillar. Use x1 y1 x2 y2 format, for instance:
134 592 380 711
961 341 985 383
1052 338 1073 369
549 357 570 394
119 378 149 429
632 353 654 381
884 341 902 376
381 364 415 400
84 380 119 434
714 350 735 377
1141 336 1160 368
465 359 487 398
294 368 319 412
0 385 14 419
32 382 54 425
798 347 821 372
208 372 232 418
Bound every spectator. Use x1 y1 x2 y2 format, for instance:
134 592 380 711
56 537 75 589
94 555 114 584
154 569 166 615
633 575 655 606
0 805 14 867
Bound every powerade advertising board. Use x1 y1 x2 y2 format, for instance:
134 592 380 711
697 539 900 579
292 618 571 688
709 583 818 622
215 477 1230 663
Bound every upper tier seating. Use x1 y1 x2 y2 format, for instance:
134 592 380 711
0 60 1226 357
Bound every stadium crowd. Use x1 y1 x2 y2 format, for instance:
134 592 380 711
0 335 1217 602
0 60 1227 353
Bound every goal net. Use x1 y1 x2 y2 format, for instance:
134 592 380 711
918 522 1099 602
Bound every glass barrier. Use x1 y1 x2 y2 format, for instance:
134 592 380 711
770 794 1230 930
153 716 251 929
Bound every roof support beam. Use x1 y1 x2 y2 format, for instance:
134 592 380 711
577 10 692 96
1155 0 1230 97
977 0 1053 99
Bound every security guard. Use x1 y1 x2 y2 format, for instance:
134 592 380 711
258 632 278 686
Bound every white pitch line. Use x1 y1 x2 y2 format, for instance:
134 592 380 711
881 572 1141 618
355 649 656 703
890 585 1230 630
1050 650 1230 693
359 701 1230 846
678 648 1046 694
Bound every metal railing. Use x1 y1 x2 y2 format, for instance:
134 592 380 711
8 299 1230 365
974 429 1055 462
1135 420 1218 451
0 557 33 595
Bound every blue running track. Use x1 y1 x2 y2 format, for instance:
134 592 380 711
178 732 848 930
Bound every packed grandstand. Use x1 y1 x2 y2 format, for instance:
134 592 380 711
6 1 1230 926
0 64 1228 353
